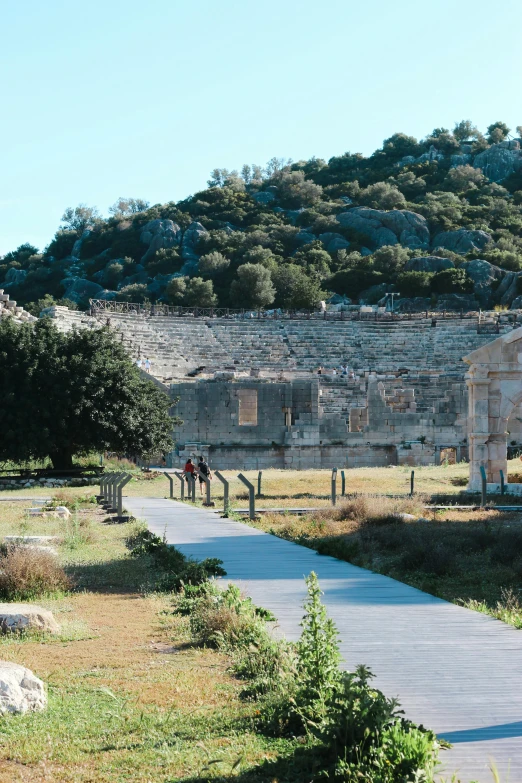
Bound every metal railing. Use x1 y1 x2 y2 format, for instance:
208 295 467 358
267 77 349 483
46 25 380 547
89 298 506 325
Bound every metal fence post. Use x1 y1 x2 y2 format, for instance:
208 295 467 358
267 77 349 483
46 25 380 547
500 469 505 496
166 473 175 499
238 473 256 520
101 472 115 502
410 470 415 496
214 471 229 514
480 465 487 508
174 471 185 500
340 470 346 497
257 470 263 497
331 468 337 507
111 473 125 510
117 474 133 517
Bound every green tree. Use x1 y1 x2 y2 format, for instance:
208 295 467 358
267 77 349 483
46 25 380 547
117 283 150 303
166 277 187 304
431 268 473 294
444 164 485 192
0 319 176 469
273 265 325 309
453 120 478 142
24 294 78 317
276 170 323 208
61 204 101 234
372 244 410 274
108 197 150 217
198 251 231 277
487 121 510 144
396 271 433 297
292 242 332 281
184 277 217 307
359 182 406 210
230 263 275 308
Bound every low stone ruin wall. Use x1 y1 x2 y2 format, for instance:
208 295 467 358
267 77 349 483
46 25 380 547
0 476 100 491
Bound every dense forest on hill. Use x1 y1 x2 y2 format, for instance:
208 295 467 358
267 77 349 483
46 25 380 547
4 119 522 314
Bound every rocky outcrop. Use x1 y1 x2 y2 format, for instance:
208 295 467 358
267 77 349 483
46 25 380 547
4 268 27 286
435 293 478 311
71 229 93 261
0 604 60 634
252 191 276 204
497 271 522 307
0 661 46 714
61 277 104 304
460 259 504 308
450 154 471 168
337 208 430 250
404 256 454 273
432 228 492 255
318 232 350 252
473 141 522 182
140 219 182 264
181 221 208 262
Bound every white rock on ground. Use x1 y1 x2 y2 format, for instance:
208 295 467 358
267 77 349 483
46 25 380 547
0 661 46 713
0 604 61 634
4 536 59 545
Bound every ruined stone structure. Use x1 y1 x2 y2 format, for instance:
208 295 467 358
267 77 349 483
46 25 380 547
0 290 36 324
465 327 522 491
47 305 522 473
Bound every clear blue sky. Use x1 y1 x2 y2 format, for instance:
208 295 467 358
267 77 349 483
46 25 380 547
2 0 521 254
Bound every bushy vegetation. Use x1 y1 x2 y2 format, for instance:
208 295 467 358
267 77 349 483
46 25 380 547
129 528 226 591
0 318 177 469
4 120 522 310
0 545 72 600
175 572 444 781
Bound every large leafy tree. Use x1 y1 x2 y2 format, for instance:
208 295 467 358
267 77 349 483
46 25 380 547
0 319 177 469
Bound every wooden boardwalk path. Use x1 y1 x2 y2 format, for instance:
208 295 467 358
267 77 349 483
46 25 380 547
125 497 522 783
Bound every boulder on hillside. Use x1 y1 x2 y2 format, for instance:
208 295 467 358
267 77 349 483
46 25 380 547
396 297 430 312
0 661 46 714
435 293 479 311
4 268 27 286
404 256 454 273
460 259 504 308
510 295 522 310
359 283 389 304
450 153 472 168
496 271 522 307
71 229 93 260
61 277 104 305
337 208 430 250
318 232 350 252
0 604 60 634
432 228 492 255
140 219 182 264
473 141 522 182
181 221 208 262
251 191 276 204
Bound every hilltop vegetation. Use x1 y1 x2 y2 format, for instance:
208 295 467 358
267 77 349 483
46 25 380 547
4 119 522 313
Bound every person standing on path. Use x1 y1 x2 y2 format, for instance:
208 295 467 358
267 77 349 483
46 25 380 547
136 356 143 370
197 456 212 495
183 458 195 488
144 357 151 373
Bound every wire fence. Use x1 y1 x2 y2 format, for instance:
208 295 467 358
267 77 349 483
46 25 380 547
89 298 505 325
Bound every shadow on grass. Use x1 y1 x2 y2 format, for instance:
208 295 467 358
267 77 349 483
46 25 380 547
69 555 155 593
173 742 328 783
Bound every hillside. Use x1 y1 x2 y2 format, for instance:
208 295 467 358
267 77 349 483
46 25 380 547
4 119 522 314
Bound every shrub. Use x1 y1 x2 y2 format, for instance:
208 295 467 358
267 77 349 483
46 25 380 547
396 271 433 298
129 530 226 589
0 546 72 600
430 268 473 295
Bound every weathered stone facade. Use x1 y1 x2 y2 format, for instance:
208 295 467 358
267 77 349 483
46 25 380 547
48 306 522 471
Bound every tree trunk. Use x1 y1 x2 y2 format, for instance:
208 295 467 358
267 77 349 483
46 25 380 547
49 450 74 471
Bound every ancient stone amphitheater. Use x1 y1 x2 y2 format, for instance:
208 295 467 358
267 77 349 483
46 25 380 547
46 303 522 471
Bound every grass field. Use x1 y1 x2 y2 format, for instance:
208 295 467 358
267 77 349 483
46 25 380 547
0 498 299 783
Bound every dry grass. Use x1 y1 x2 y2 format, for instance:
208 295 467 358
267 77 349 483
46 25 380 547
0 546 72 601
0 499 294 782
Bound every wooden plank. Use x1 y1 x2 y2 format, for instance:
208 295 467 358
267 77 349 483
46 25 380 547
125 496 522 783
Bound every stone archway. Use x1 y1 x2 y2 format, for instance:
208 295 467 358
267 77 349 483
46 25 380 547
464 327 522 490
